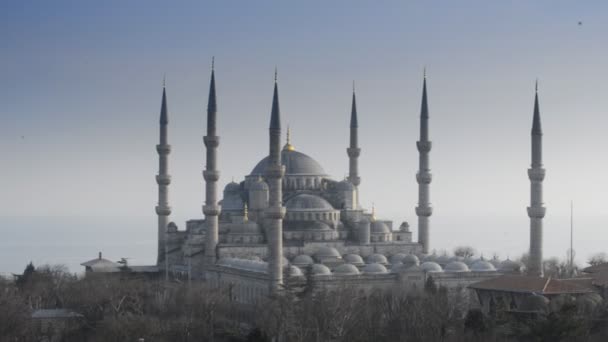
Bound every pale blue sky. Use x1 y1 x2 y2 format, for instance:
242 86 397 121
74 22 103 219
1 1 607 261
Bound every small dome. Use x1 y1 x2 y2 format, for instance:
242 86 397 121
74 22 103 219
420 261 443 273
370 221 390 234
421 254 438 262
314 246 341 260
224 181 240 193
390 253 408 264
449 256 465 263
343 254 364 266
286 265 304 277
362 263 388 274
292 254 314 266
444 261 470 272
489 258 502 268
402 254 420 267
311 263 331 276
520 294 549 312
366 254 388 265
336 180 355 191
334 263 360 275
471 260 496 272
285 194 335 211
436 254 451 265
498 259 524 273
250 178 269 191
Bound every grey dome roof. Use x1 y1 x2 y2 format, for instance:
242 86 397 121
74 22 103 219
421 254 438 262
292 254 314 266
444 261 470 272
285 194 335 211
366 253 388 265
390 262 404 273
286 265 304 277
449 255 465 263
336 180 355 191
224 181 240 192
420 261 443 273
311 263 331 276
436 254 451 265
471 260 496 272
314 246 341 260
390 253 408 264
251 150 327 176
250 178 269 191
370 221 390 234
402 254 420 266
343 254 364 265
498 259 523 273
334 263 360 275
362 263 388 274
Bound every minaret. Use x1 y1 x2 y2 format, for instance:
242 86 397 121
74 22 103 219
416 71 433 254
156 80 172 265
203 59 221 265
347 82 361 203
265 70 286 292
527 81 545 277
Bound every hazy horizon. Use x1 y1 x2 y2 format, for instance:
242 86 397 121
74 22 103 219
2 1 608 273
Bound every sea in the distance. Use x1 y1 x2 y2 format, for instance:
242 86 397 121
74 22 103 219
0 215 604 276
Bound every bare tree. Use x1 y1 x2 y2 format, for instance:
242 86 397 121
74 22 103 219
454 246 476 259
588 252 608 267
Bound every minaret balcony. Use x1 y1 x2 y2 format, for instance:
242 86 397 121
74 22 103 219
156 144 172 154
416 172 432 184
204 136 220 148
347 147 361 158
415 205 433 217
416 141 432 153
155 205 172 216
203 170 220 182
156 174 171 185
527 206 546 218
203 204 221 216
527 168 546 181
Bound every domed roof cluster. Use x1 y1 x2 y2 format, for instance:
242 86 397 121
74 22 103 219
370 221 390 234
420 261 443 273
470 260 496 272
251 150 327 176
367 253 388 265
334 263 360 275
292 254 314 267
343 254 365 266
286 194 334 210
444 261 470 272
362 263 388 274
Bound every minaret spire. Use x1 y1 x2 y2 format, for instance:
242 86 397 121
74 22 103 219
527 81 546 276
203 58 221 265
416 70 433 254
347 83 361 205
265 69 286 293
156 81 172 265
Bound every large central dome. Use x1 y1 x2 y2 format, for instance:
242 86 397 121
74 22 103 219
250 149 327 176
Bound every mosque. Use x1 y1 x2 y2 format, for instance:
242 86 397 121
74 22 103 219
83 62 550 303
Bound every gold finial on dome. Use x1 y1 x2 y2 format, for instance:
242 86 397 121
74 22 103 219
283 125 295 151
243 203 249 222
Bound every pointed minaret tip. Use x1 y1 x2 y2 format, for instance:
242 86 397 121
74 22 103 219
160 83 168 125
212 56 215 71
350 84 358 128
532 80 542 135
274 67 278 83
269 69 281 130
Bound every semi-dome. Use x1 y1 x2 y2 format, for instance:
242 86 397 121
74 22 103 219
366 253 388 265
292 254 314 266
334 263 360 275
285 194 334 210
250 177 269 191
362 263 388 274
390 253 408 264
343 254 364 266
420 261 443 273
311 263 331 276
251 150 327 176
471 260 497 272
370 221 390 234
444 261 470 272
